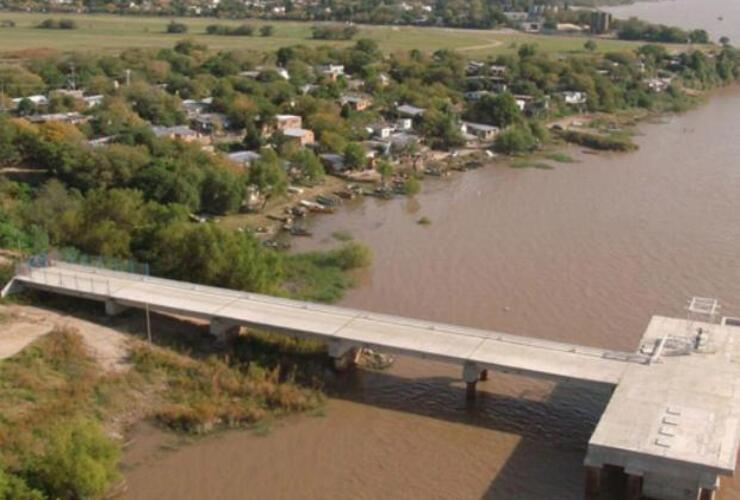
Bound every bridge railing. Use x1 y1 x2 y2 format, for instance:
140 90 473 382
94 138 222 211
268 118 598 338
28 267 112 296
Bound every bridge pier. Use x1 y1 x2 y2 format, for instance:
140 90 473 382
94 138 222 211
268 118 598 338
104 300 128 316
328 340 361 372
209 318 242 342
625 469 643 500
463 362 485 401
584 465 602 499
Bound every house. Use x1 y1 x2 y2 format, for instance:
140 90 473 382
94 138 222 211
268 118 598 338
50 89 84 100
340 94 372 111
561 91 588 106
228 150 261 166
87 136 114 148
396 118 413 131
192 113 230 134
396 104 425 118
11 95 48 108
645 77 671 93
367 122 394 139
151 125 203 143
461 122 499 142
27 112 87 125
466 60 486 76
82 95 104 109
182 98 212 118
489 65 508 78
317 64 345 82
276 114 302 131
282 128 315 146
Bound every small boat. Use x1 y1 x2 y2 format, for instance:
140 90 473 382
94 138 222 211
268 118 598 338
289 226 313 237
300 200 334 213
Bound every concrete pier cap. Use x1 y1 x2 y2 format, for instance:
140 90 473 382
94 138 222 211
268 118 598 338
104 300 128 316
208 318 242 341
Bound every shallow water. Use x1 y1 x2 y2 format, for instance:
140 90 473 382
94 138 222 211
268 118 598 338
122 88 740 499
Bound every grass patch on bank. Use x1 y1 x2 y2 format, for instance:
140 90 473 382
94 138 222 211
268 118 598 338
557 129 638 152
545 153 577 163
281 242 372 303
510 159 555 170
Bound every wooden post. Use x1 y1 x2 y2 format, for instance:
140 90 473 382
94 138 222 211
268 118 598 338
145 303 152 344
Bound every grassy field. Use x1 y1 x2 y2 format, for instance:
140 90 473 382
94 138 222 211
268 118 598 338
0 12 652 57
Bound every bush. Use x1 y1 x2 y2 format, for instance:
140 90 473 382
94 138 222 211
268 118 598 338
205 24 254 36
29 418 120 499
558 130 637 151
166 21 188 34
402 177 421 196
0 20 15 28
260 25 274 37
311 25 358 40
494 125 538 155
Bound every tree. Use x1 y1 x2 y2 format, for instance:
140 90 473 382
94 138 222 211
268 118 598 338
260 25 274 37
584 39 597 52
494 125 537 155
247 149 288 197
376 160 393 187
343 142 366 170
468 92 522 128
720 36 731 46
291 149 324 184
200 167 245 214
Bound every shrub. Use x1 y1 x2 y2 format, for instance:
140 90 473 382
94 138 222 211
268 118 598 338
166 21 188 34
260 25 274 37
37 18 78 30
402 177 421 196
28 418 120 499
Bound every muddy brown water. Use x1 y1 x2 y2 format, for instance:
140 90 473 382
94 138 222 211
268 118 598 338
121 89 740 499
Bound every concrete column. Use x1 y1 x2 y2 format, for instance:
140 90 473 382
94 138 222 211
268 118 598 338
699 488 715 500
626 473 643 500
104 300 128 316
328 340 360 372
209 318 241 341
584 466 601 499
463 362 480 401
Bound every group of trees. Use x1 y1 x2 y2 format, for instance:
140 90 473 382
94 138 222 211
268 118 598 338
205 24 274 37
616 18 710 44
36 18 77 30
311 25 358 40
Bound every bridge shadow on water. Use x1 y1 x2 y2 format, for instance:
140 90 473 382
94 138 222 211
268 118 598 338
326 366 627 500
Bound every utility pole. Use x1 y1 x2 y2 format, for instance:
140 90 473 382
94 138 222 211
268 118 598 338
145 303 152 344
126 69 131 87
68 63 77 91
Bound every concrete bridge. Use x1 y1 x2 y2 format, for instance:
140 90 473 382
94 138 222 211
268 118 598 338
3 259 739 500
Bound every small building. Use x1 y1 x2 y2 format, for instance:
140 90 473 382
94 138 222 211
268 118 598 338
27 112 87 125
340 94 372 112
464 90 492 101
561 91 588 106
461 122 499 142
397 104 425 118
151 125 203 143
192 113 231 134
317 64 345 82
182 98 212 117
275 114 303 131
367 122 394 139
50 89 84 100
82 95 104 109
11 95 48 108
228 150 261 166
645 77 671 93
395 118 413 131
282 128 315 146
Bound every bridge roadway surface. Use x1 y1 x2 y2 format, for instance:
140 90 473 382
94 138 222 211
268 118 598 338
9 262 644 385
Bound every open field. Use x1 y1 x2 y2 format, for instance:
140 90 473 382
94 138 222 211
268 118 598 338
0 12 655 57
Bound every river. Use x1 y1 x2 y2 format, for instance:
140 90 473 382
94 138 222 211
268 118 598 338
604 0 740 43
121 89 740 499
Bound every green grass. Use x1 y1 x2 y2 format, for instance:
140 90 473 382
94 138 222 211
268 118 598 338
545 152 577 163
510 159 555 170
0 12 652 57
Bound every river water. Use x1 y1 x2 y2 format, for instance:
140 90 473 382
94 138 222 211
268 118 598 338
605 0 740 43
121 89 740 499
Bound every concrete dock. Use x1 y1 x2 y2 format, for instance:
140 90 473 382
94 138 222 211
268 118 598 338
4 261 739 499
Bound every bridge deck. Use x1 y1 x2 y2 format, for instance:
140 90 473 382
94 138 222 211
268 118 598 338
12 263 643 385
